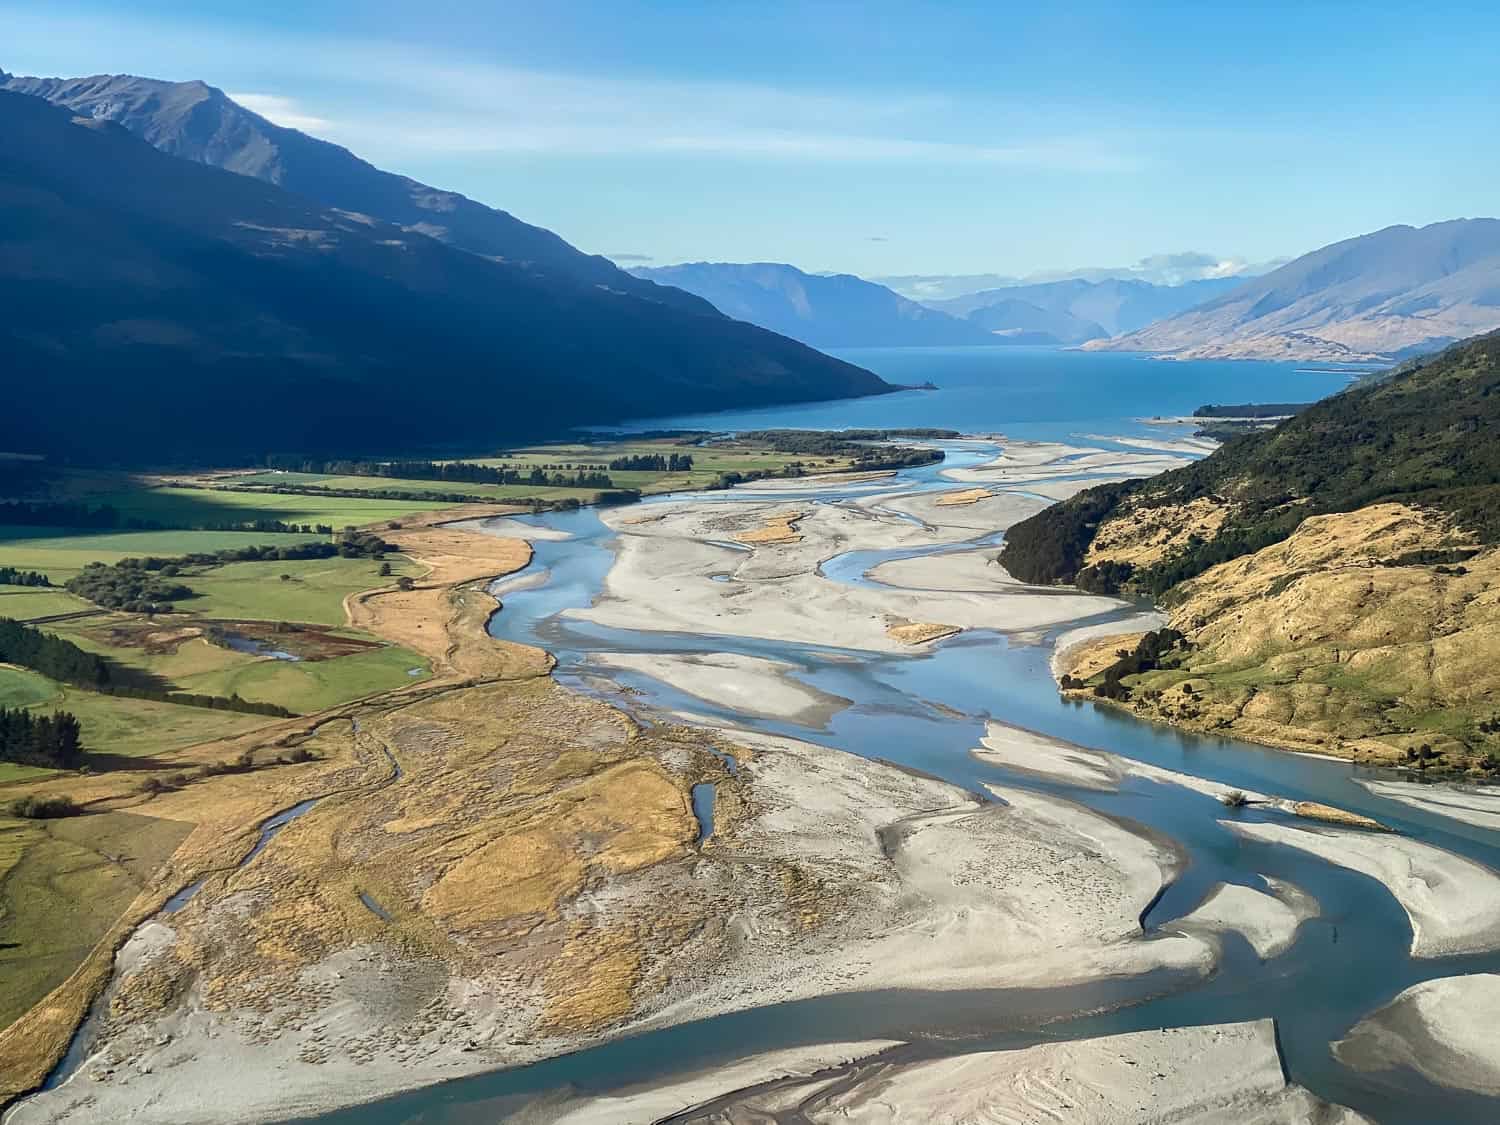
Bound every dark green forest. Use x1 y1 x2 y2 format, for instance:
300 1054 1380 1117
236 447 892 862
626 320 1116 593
65 530 390 612
0 707 84 769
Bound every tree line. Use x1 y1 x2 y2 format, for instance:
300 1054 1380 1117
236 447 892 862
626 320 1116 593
0 566 51 588
65 529 392 613
0 499 330 536
0 616 110 686
0 707 84 769
607 453 694 472
261 456 617 489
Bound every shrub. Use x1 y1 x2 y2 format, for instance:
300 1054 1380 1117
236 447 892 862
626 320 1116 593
1221 790 1250 808
8 794 82 818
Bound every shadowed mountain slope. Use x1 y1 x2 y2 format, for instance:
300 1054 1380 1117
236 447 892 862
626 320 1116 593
0 90 890 462
1 69 712 315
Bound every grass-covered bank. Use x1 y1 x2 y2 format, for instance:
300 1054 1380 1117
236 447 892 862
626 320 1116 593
1027 333 1500 772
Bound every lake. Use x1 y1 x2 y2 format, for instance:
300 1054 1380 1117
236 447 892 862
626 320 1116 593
624 345 1363 440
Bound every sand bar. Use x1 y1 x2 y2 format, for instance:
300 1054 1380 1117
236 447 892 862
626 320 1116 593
1334 974 1500 1096
588 651 850 726
571 499 1118 653
640 1020 1369 1123
1229 821 1500 957
1360 780 1500 831
1173 879 1318 959
940 439 1189 486
538 1040 900 1124
868 547 1026 593
855 486 1046 534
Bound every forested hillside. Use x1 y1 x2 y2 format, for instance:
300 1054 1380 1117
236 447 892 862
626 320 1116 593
1018 331 1500 770
1002 331 1500 596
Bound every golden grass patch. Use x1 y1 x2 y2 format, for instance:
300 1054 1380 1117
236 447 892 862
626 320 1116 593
935 487 994 507
1292 802 1390 831
733 510 805 545
886 620 962 645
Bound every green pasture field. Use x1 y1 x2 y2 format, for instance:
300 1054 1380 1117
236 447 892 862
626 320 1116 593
89 486 442 529
0 665 275 781
0 527 323 583
0 587 95 621
181 644 430 713
218 472 598 503
0 809 193 1027
178 556 422 625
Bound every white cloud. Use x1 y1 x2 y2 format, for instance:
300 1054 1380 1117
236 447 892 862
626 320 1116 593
227 92 331 134
0 6 1139 172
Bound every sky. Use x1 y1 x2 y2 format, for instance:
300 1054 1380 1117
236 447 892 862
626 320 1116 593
4 1 1499 279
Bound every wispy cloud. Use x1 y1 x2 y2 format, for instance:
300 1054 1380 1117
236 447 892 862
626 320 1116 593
1 7 1140 172
606 253 653 263
227 92 331 134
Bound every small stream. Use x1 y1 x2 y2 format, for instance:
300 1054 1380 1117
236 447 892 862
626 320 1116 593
43 796 323 1090
302 437 1500 1124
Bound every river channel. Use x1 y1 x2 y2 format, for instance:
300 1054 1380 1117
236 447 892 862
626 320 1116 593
300 437 1500 1125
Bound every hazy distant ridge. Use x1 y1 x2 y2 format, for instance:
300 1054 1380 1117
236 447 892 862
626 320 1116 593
928 277 1244 344
628 262 1002 348
1092 219 1500 361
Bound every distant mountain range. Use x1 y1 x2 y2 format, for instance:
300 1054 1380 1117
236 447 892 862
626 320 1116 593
928 277 1245 344
869 273 1022 303
1092 220 1500 361
0 84 890 462
627 263 1241 349
874 255 1282 303
628 262 1000 348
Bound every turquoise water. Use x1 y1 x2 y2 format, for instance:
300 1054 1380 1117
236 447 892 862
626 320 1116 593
623 345 1360 438
295 363 1500 1125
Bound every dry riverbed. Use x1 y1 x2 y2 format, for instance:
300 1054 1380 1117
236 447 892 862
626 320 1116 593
571 493 1115 653
6 717 1218 1124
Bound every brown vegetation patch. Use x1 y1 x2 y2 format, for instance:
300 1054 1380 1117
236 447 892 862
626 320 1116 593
886 620 962 646
935 487 994 507
1292 802 1390 831
1086 495 1232 570
539 921 643 1034
733 510 806 545
345 520 542 684
83 619 205 656
205 621 383 661
1065 503 1500 773
1058 633 1149 684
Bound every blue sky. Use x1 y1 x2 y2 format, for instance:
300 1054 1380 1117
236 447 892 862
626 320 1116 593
5 1 1498 278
